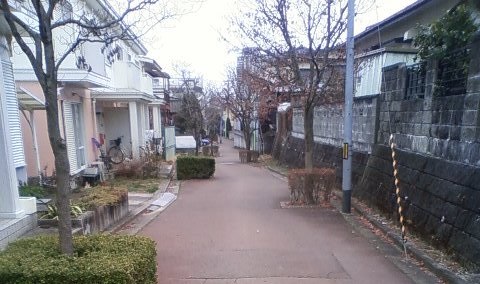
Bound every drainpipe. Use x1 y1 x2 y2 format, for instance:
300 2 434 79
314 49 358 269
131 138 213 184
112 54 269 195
29 110 42 182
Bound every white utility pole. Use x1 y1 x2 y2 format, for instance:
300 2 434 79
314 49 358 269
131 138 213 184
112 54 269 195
342 0 355 213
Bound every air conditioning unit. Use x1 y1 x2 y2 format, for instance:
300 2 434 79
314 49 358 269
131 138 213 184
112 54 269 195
84 162 106 182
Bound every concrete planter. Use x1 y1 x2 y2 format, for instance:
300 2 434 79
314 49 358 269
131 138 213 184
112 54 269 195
37 192 129 235
87 193 129 233
19 197 37 215
38 211 93 232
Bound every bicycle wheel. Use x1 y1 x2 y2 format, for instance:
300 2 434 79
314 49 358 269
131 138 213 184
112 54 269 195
108 146 125 164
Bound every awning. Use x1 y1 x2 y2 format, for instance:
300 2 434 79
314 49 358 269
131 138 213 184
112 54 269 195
17 87 45 111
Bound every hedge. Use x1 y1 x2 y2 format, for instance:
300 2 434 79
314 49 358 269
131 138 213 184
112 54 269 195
176 156 215 180
0 235 156 284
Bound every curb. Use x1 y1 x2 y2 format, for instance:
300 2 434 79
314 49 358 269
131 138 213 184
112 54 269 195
107 176 175 234
120 188 178 236
265 165 468 284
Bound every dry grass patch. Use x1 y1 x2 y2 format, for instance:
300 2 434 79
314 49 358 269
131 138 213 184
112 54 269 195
110 177 160 193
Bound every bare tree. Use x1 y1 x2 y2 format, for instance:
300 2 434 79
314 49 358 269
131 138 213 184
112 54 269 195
230 0 349 169
176 91 204 152
0 0 191 255
170 66 206 153
202 83 224 141
221 67 260 152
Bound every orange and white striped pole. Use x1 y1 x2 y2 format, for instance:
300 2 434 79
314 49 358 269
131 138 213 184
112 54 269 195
389 134 408 259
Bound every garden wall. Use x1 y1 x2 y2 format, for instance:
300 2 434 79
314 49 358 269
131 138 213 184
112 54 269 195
357 144 480 270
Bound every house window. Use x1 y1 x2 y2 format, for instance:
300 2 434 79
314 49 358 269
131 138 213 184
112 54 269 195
116 46 123 61
405 62 426 99
54 0 73 21
127 53 132 61
61 1 73 20
71 103 86 169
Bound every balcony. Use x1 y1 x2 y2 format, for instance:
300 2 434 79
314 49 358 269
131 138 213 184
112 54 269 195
112 61 148 92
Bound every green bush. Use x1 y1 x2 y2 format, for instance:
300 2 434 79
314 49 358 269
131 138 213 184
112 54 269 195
18 184 46 198
0 235 157 284
176 156 215 180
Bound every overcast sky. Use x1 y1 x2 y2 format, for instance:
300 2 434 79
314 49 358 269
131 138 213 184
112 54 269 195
145 0 418 85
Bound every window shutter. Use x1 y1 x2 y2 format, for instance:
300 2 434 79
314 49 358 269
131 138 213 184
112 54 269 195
1 58 25 167
63 102 78 174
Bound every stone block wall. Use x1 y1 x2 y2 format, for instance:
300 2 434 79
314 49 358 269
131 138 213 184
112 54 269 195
356 144 480 271
378 59 480 166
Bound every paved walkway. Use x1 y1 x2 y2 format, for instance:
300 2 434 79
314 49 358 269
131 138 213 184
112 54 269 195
140 140 433 284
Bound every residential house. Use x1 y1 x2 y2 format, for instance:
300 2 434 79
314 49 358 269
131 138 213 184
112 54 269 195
354 0 463 98
0 32 37 250
10 0 165 182
141 56 171 154
145 61 172 127
90 41 157 162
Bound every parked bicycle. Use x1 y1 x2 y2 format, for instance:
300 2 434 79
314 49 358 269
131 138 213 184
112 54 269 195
92 138 113 170
139 137 162 161
108 136 126 164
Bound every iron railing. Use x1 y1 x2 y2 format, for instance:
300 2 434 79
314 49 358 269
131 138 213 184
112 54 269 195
405 62 426 99
436 47 470 97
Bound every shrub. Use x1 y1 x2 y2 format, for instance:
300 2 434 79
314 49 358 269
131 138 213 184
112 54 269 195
176 156 215 180
0 235 157 284
76 185 127 210
239 150 259 163
202 145 219 157
115 160 144 178
288 167 336 205
40 204 84 220
18 183 46 198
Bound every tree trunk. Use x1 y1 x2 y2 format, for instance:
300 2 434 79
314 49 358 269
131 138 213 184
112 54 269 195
304 106 314 170
244 123 251 151
304 173 315 204
194 127 199 155
43 80 74 255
